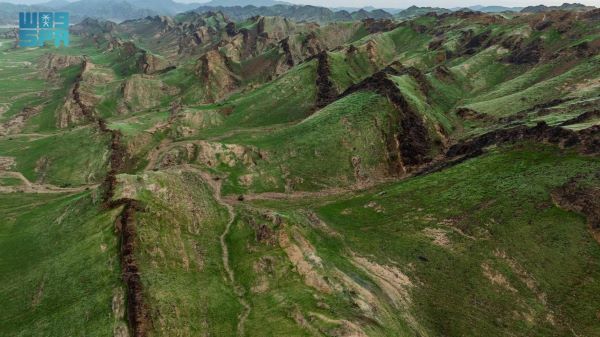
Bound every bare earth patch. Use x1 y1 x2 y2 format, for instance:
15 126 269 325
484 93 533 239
481 262 517 293
278 230 332 293
422 227 451 248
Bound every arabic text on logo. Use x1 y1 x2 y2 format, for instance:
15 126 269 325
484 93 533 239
18 12 69 48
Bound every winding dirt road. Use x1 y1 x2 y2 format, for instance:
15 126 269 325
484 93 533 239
182 165 251 337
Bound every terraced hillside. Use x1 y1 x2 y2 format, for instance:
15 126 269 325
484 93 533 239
1 7 599 337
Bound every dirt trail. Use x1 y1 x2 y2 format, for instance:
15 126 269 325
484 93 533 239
0 171 97 194
181 165 251 337
144 124 290 171
224 186 357 203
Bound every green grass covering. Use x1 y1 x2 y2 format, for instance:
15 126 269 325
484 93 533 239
219 60 318 128
116 171 242 335
328 50 377 93
1 11 600 337
0 39 50 123
214 91 398 194
0 191 124 337
463 56 600 117
313 144 600 337
0 176 22 186
0 126 109 186
390 74 454 133
108 110 170 136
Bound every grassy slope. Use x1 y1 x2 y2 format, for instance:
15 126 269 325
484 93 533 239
247 144 600 337
115 171 241 336
316 144 600 336
1 12 600 337
216 91 397 194
0 126 109 186
221 60 318 128
0 191 124 337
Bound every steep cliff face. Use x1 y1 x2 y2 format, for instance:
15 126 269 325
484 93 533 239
56 61 99 128
120 74 179 113
137 52 175 75
38 53 85 79
315 52 337 109
195 50 240 103
340 68 446 173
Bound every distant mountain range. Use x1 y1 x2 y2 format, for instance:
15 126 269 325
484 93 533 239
520 2 595 13
454 5 524 12
191 4 393 22
0 1 596 25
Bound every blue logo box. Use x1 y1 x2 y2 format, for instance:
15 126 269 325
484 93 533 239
19 12 69 47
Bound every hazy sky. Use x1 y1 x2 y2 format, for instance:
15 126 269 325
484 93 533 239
284 0 599 7
8 0 600 8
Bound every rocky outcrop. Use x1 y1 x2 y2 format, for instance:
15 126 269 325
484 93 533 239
137 52 175 75
119 75 178 113
195 50 240 103
301 32 325 57
521 3 596 13
38 53 84 79
553 173 600 245
315 52 337 109
113 199 149 337
504 38 542 64
0 105 42 136
98 113 148 337
363 18 398 34
56 61 99 128
279 37 295 68
70 17 117 38
447 122 600 158
340 67 437 173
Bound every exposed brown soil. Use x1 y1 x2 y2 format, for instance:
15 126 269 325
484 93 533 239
37 53 84 79
504 38 543 65
92 102 152 337
279 37 295 68
113 199 149 337
363 18 398 34
100 129 149 337
72 66 147 336
97 119 149 337
446 122 600 158
456 107 495 122
71 71 91 119
100 120 127 203
195 50 240 103
560 110 600 126
225 22 237 37
137 52 175 75
0 105 43 136
57 60 96 128
418 122 600 177
315 51 338 109
553 174 600 243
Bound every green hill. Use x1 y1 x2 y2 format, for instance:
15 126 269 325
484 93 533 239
1 7 599 337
